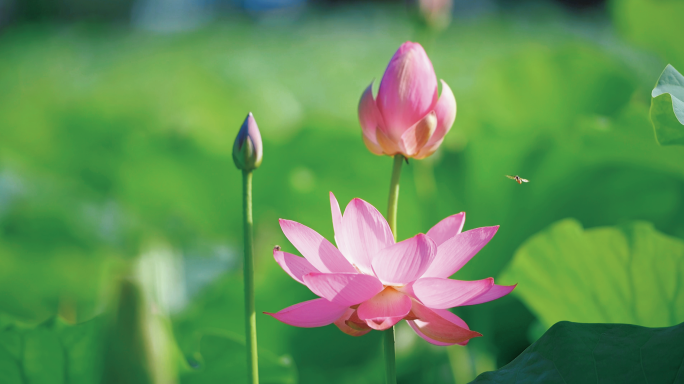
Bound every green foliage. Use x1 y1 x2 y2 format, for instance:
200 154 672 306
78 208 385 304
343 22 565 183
181 332 297 384
500 219 684 328
0 315 297 384
611 0 684 69
650 65 684 145
0 317 103 384
471 321 684 383
1 5 684 383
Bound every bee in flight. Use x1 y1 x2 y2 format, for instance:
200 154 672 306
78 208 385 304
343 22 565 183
506 175 529 184
273 245 282 251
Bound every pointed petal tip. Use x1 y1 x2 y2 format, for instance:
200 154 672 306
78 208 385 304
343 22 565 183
399 41 424 52
267 299 349 328
459 282 517 306
482 224 501 236
278 218 292 230
362 81 375 95
412 277 496 309
349 197 374 210
364 317 404 331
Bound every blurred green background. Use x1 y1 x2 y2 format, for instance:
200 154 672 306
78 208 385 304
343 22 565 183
1 0 684 382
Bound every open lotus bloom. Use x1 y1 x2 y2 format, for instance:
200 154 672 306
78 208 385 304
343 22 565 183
359 42 456 159
266 192 515 346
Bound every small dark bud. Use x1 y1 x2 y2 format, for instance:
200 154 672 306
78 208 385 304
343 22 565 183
233 112 263 171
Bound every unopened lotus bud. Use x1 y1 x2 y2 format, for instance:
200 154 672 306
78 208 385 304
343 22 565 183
233 112 263 171
358 42 456 159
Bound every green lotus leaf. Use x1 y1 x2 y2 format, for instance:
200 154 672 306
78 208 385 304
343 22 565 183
650 64 684 145
499 219 684 328
471 321 684 383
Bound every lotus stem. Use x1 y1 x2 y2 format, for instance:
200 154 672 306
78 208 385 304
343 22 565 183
384 154 404 384
242 169 259 384
387 154 404 240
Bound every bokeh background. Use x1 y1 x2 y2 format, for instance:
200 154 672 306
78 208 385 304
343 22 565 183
1 0 683 383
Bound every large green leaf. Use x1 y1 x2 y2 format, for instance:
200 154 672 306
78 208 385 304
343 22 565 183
0 317 103 384
499 219 684 328
471 321 684 383
650 64 684 145
0 315 297 384
180 332 297 384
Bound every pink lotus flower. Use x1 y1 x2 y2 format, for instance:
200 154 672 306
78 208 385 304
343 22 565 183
359 42 456 159
265 193 515 346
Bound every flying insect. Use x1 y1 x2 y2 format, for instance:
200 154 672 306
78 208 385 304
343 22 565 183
506 175 529 184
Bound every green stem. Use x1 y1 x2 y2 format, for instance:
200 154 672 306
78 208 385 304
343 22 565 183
242 170 259 384
384 326 397 384
387 154 404 240
384 154 403 384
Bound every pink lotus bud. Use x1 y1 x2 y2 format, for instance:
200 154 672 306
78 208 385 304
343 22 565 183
232 112 263 171
358 42 456 159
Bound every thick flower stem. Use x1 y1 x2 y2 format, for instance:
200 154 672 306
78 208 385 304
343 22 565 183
383 326 397 384
384 154 403 384
242 170 259 384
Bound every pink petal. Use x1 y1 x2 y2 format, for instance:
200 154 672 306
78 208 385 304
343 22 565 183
371 233 437 285
334 308 372 337
377 42 438 139
337 198 394 275
410 277 494 309
376 127 402 156
421 226 499 279
329 192 343 246
273 250 320 284
426 212 465 246
279 219 357 274
357 287 412 330
415 80 456 159
407 308 472 346
358 83 384 156
407 301 481 345
460 284 517 306
265 298 348 328
399 111 437 157
303 273 384 306
407 323 454 346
